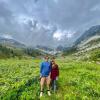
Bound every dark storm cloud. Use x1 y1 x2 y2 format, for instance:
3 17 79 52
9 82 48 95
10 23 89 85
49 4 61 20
0 1 14 33
0 0 100 47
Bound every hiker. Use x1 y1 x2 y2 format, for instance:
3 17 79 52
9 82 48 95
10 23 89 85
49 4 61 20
40 56 51 97
51 60 59 92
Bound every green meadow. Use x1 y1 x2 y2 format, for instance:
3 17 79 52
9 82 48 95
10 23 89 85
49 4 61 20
0 57 100 100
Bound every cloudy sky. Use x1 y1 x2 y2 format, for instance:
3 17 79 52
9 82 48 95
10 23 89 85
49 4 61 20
0 0 100 47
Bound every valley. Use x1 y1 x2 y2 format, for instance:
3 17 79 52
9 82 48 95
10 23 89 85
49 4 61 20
0 25 100 100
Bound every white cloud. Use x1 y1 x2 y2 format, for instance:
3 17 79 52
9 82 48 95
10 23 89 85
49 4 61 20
2 34 13 39
0 0 100 47
64 30 74 38
53 0 58 3
17 15 33 24
90 4 100 11
53 31 64 41
53 30 74 41
0 0 9 3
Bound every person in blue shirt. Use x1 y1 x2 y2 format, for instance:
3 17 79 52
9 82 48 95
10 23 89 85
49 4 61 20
40 56 51 97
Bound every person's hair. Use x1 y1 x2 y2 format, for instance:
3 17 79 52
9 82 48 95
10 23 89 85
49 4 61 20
51 60 54 63
51 60 55 65
51 56 55 60
44 56 49 59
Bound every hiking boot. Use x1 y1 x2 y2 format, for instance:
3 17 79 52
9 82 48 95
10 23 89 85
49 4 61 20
47 90 51 96
40 91 43 97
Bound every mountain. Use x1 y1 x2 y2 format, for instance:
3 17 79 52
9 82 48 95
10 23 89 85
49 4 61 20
36 45 53 51
75 25 100 45
63 25 100 60
0 36 26 48
74 35 100 61
72 25 100 61
0 36 50 58
74 25 100 51
56 45 65 51
77 35 100 51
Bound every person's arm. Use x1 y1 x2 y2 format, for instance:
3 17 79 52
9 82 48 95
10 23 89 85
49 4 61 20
40 62 43 77
58 67 59 76
57 65 59 76
49 63 52 76
56 65 59 80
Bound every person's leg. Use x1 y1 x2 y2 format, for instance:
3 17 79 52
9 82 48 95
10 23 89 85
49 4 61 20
40 77 45 91
46 75 51 96
51 80 54 90
54 80 56 92
46 75 51 90
40 77 46 97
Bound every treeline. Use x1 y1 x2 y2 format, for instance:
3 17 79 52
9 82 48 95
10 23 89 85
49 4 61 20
63 47 77 56
63 46 100 61
0 45 42 59
24 48 42 57
0 45 25 59
90 48 100 61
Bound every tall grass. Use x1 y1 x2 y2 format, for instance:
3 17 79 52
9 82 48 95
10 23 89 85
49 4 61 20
0 58 100 100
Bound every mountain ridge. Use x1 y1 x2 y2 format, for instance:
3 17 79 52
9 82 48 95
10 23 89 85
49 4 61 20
0 36 26 48
74 25 100 45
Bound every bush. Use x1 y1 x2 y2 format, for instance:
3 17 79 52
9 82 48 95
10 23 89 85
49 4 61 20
90 49 100 61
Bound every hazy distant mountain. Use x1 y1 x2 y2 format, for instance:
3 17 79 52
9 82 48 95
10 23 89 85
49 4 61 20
56 45 66 51
36 45 53 51
0 36 26 48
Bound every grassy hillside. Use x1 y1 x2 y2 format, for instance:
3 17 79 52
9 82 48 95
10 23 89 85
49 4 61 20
63 35 100 62
73 48 100 62
77 35 100 51
0 45 25 59
0 45 44 59
0 57 100 100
